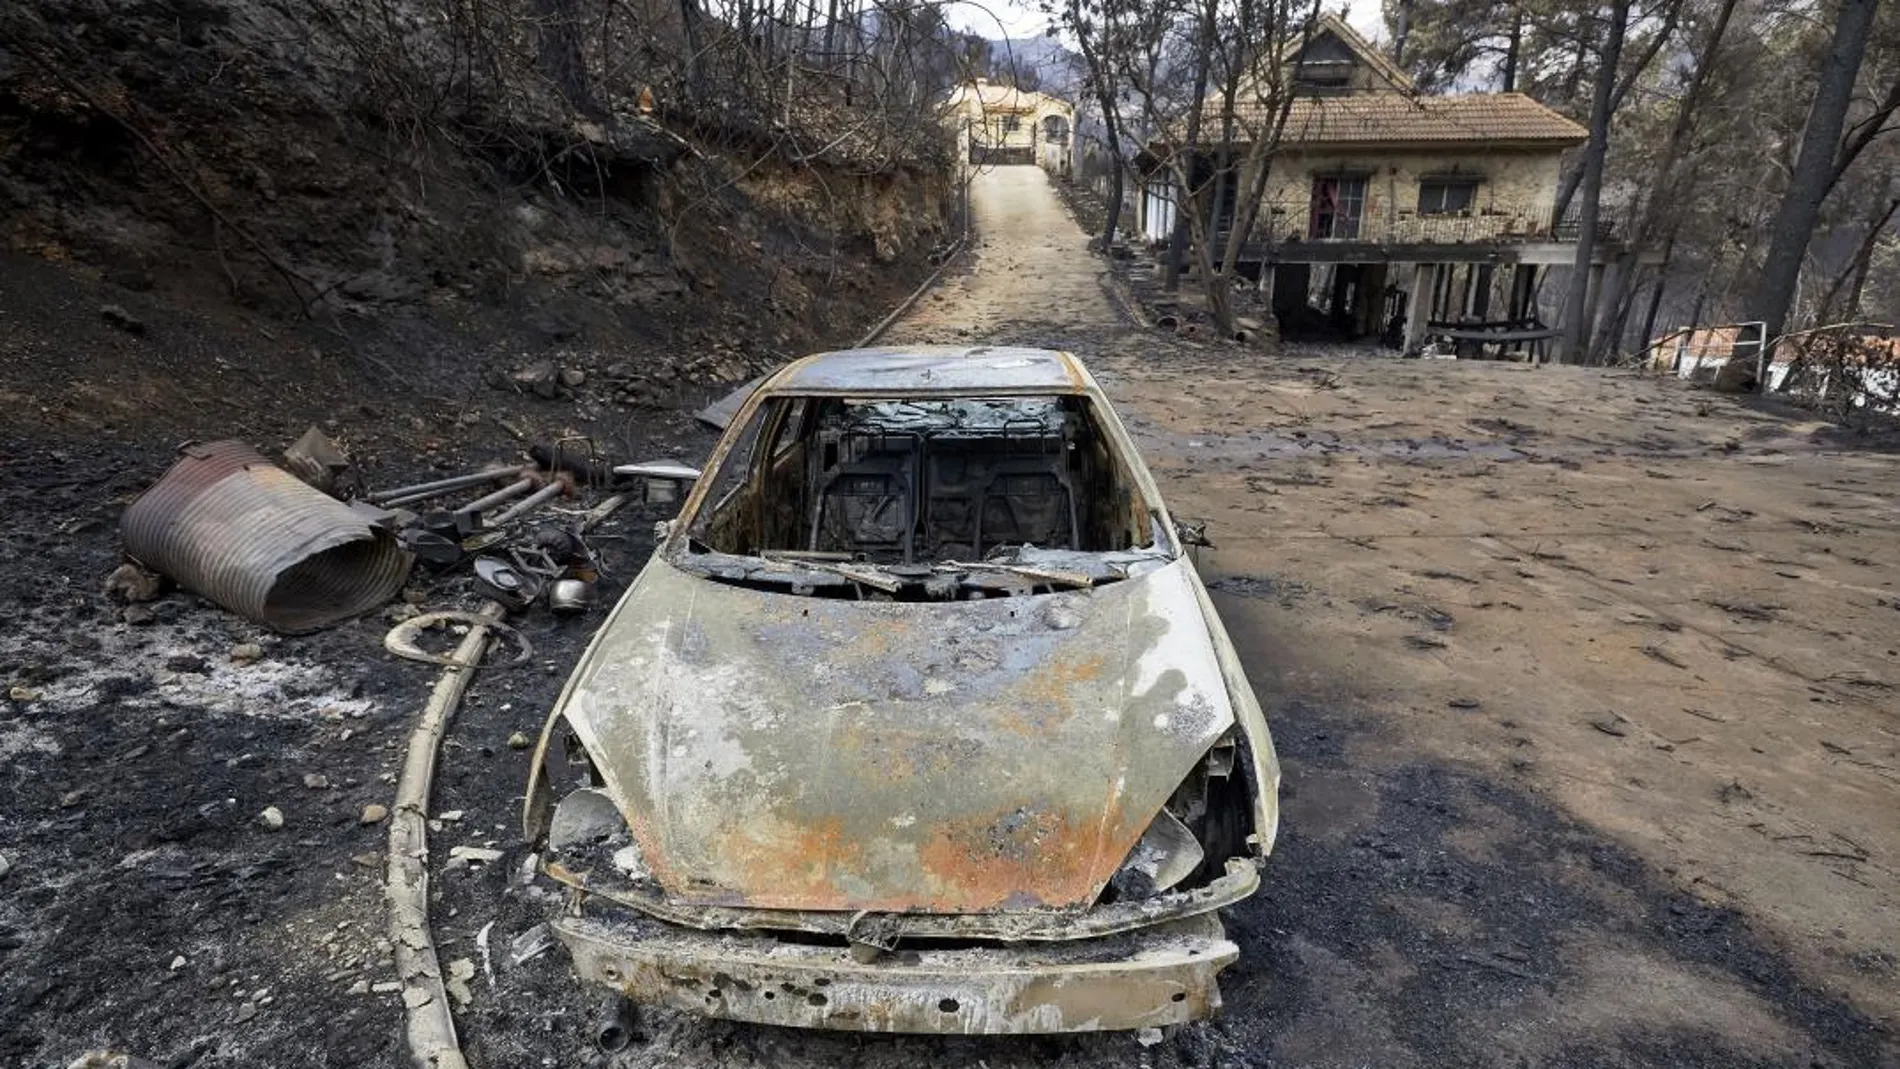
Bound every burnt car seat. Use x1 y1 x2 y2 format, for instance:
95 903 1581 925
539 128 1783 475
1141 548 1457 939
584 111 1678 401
810 450 915 561
974 458 1079 555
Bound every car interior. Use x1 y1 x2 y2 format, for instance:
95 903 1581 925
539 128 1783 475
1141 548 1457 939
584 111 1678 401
688 394 1157 562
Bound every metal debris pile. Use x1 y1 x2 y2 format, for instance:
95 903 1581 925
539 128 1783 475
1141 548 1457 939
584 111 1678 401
116 428 679 633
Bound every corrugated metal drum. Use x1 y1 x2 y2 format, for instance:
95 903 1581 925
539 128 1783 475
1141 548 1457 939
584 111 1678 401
121 441 414 633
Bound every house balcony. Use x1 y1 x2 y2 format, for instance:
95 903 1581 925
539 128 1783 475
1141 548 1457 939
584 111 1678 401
1212 200 1623 264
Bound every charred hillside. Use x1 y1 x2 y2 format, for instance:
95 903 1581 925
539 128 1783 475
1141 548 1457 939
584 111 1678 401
0 0 963 445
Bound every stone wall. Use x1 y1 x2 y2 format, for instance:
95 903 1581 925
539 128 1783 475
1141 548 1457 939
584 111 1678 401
1252 147 1568 243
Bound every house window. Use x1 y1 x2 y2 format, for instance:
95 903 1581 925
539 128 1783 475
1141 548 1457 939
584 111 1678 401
1293 61 1354 93
1419 178 1479 215
1309 175 1367 239
1001 114 1021 133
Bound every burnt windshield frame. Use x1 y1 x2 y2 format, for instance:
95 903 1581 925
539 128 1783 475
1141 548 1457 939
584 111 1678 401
674 385 1180 565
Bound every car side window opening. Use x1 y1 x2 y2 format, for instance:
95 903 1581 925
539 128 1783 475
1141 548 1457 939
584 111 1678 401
687 394 1156 564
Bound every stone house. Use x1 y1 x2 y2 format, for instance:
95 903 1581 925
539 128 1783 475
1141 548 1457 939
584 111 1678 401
1138 14 1634 354
946 79 1073 176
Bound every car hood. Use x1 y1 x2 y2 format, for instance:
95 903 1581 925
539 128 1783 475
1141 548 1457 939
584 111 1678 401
553 555 1237 913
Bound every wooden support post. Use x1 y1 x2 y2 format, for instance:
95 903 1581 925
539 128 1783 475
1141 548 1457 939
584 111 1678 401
1510 264 1537 321
1403 262 1436 353
1356 263 1387 337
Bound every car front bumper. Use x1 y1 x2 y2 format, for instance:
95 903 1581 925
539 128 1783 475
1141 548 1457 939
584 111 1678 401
553 908 1239 1034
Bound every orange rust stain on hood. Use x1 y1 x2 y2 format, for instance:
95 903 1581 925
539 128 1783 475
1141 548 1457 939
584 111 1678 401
916 803 1132 911
557 556 1235 913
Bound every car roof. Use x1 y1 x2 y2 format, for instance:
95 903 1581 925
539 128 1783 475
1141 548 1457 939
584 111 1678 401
762 345 1088 395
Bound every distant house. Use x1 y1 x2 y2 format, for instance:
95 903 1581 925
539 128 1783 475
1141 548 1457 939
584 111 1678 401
947 79 1073 176
1140 14 1636 353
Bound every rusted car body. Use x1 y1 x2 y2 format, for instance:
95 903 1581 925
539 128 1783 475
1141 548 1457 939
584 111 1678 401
523 346 1279 1034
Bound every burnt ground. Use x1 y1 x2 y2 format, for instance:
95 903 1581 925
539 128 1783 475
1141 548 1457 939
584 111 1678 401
0 215 903 1066
3 163 1899 1069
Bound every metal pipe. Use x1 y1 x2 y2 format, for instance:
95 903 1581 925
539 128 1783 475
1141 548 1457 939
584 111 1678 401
595 995 638 1053
371 468 515 507
122 441 413 633
488 480 565 526
455 477 534 516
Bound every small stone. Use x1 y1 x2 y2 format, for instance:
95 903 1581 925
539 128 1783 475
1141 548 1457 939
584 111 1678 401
558 368 586 388
1590 716 1629 737
0 853 10 879
7 686 41 703
360 804 389 826
122 603 158 626
371 981 402 994
60 789 88 809
258 806 285 831
1136 1026 1165 1047
169 955 187 971
446 957 475 1007
436 809 463 822
164 653 209 675
303 773 331 790
235 1002 256 1023
1448 697 1481 710
104 562 164 602
229 643 264 664
507 732 531 750
447 845 505 868
348 980 370 995
100 303 147 334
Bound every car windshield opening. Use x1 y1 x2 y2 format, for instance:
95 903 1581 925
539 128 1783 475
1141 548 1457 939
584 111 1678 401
680 394 1167 598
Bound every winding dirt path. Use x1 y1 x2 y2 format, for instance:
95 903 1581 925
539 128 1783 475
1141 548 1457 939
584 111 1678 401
881 165 1121 345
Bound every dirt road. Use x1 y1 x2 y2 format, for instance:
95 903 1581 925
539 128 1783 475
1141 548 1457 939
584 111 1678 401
883 164 1119 345
3 165 1894 1069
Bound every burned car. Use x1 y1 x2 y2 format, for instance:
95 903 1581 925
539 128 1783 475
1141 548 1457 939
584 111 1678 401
523 346 1279 1034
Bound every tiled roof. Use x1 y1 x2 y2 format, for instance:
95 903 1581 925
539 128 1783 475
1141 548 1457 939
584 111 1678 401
1258 92 1587 146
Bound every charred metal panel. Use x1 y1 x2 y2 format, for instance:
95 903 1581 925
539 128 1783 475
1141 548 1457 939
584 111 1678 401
554 556 1236 913
768 347 1086 394
540 854 1259 941
121 441 413 632
554 910 1236 1034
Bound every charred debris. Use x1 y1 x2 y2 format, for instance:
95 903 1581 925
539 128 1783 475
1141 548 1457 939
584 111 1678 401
113 428 678 637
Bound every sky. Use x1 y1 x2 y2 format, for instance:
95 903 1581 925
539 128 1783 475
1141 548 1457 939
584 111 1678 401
942 0 1389 46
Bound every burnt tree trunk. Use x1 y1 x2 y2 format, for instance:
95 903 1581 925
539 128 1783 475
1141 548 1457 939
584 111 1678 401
534 0 602 118
1557 0 1630 363
1744 0 1881 355
1503 7 1522 92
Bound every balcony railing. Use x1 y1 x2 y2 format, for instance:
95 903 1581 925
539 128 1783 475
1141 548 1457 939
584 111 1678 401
1234 200 1616 246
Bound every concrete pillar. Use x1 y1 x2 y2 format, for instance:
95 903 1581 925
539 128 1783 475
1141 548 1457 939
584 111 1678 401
1403 262 1437 353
